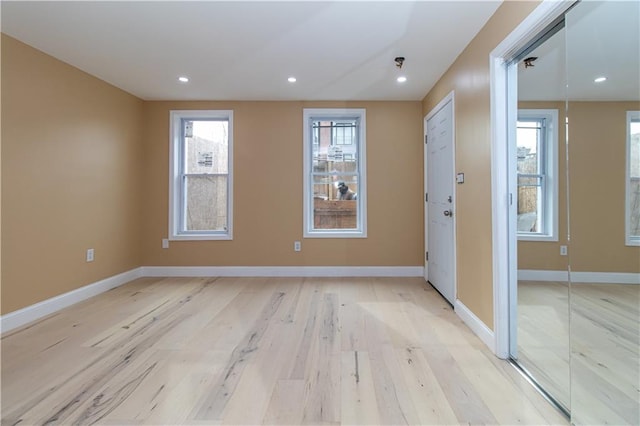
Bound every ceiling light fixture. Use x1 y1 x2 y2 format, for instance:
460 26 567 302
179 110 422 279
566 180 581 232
594 76 607 83
288 77 297 83
397 76 407 83
178 76 189 83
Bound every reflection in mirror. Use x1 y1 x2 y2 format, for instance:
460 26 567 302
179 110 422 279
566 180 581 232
515 24 570 412
565 1 640 424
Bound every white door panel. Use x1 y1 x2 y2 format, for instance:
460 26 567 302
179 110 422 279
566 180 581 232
425 96 455 305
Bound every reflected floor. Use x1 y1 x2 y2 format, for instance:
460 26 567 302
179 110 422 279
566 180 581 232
518 281 640 425
517 280 571 410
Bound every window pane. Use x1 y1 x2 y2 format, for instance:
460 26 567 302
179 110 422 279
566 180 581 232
630 120 640 236
184 175 227 231
313 120 358 163
185 120 228 174
516 123 540 174
518 185 539 232
313 175 358 230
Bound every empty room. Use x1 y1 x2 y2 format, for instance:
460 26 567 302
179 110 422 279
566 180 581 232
1 1 638 425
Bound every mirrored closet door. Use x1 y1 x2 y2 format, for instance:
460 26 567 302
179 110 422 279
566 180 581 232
565 1 639 424
510 1 640 424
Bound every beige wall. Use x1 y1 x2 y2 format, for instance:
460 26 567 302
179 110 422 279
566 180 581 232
142 101 424 267
568 101 640 273
517 101 640 273
517 101 569 271
1 35 144 314
422 1 540 329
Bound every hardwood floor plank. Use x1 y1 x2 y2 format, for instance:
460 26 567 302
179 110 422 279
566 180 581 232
340 351 382 425
190 290 286 421
1 277 573 425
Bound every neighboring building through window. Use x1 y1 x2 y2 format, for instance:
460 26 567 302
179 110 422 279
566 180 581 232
627 111 640 246
516 109 558 241
169 110 233 240
303 109 366 237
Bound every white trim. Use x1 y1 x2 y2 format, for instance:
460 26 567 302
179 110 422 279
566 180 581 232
490 0 575 359
519 269 640 284
626 111 640 246
516 109 559 242
424 91 457 304
142 266 423 278
0 268 144 333
169 110 234 241
303 108 367 239
455 299 495 352
0 265 423 334
517 269 569 282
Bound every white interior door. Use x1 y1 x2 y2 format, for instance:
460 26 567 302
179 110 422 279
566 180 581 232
425 94 456 305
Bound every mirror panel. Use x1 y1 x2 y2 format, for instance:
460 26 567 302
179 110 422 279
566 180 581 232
565 1 640 424
516 26 570 411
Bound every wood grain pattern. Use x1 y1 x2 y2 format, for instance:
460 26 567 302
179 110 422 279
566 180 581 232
2 277 567 425
517 281 639 425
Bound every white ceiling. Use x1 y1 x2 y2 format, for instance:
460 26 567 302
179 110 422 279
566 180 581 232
518 0 640 102
1 1 503 101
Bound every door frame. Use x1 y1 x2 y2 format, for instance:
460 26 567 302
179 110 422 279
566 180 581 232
424 90 457 304
490 0 575 358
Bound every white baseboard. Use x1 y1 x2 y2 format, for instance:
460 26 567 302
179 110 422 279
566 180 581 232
1 265 423 334
518 269 639 284
455 299 495 352
142 266 424 278
570 271 640 284
1 267 143 333
518 269 569 282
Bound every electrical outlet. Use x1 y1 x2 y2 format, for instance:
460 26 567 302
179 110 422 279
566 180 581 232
294 241 301 252
86 248 94 262
162 239 170 249
560 245 567 256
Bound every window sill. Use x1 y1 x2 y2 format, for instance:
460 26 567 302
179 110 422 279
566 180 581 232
517 234 558 242
169 234 232 241
625 237 640 247
304 231 367 239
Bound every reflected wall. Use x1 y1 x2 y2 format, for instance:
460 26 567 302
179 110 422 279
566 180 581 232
565 2 640 424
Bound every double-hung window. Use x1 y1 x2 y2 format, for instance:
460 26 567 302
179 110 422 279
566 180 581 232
303 108 366 238
516 109 558 241
626 111 640 246
169 110 233 240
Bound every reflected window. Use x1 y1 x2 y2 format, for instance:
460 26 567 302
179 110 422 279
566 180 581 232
169 110 233 240
303 109 367 238
517 109 558 241
627 111 640 245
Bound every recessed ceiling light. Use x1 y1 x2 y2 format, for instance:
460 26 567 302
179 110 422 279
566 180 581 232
178 76 189 83
397 76 407 83
288 77 297 83
594 76 607 83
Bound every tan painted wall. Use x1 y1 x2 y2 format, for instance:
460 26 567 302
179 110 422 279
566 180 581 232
142 101 424 267
421 1 540 329
517 101 640 273
568 101 640 273
517 101 569 271
1 35 144 314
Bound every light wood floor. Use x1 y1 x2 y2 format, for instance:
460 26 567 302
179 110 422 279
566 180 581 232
518 281 639 425
1 277 567 425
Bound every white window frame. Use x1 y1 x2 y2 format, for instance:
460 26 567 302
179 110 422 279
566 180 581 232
626 110 640 246
169 110 233 241
517 109 559 241
303 108 367 238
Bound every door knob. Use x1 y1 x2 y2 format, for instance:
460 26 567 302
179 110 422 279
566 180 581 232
444 210 453 217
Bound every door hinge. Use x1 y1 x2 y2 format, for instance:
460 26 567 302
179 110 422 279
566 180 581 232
426 251 429 261
425 193 428 202
509 193 513 206
425 134 428 144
